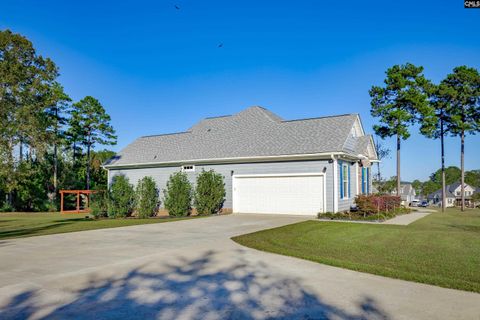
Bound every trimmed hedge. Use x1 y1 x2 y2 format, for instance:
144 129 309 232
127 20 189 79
90 191 109 218
194 170 225 215
108 175 135 218
135 176 159 218
163 172 192 216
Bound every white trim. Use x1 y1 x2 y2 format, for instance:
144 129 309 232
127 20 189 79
232 172 327 214
234 172 325 178
332 156 338 212
103 152 351 169
355 114 366 136
355 162 359 196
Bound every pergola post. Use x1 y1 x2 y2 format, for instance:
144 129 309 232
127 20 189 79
76 190 80 213
60 191 64 213
59 190 101 214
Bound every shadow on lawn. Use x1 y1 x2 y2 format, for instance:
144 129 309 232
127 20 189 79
0 250 390 320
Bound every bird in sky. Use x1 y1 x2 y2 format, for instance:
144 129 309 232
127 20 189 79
218 43 223 48
174 4 180 10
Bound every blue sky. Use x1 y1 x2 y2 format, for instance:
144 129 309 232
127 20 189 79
2 0 479 181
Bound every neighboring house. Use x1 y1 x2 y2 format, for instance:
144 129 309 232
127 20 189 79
427 182 477 208
104 106 378 215
393 183 417 206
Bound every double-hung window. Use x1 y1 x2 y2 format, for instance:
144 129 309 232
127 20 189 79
339 162 350 199
342 164 349 199
362 167 369 194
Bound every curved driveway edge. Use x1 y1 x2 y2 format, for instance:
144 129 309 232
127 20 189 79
0 213 478 319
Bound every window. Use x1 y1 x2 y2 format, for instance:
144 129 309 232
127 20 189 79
362 167 369 195
181 165 195 172
342 164 349 199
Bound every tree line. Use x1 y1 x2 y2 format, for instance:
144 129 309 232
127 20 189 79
370 63 480 211
0 29 117 211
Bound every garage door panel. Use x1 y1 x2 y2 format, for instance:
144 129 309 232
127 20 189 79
233 174 324 215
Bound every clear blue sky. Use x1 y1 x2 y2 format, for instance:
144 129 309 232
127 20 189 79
2 0 479 181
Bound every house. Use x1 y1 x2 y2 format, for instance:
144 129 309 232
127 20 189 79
427 182 477 208
104 106 378 215
393 183 417 206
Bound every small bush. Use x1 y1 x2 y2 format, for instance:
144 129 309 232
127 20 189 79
90 192 109 218
355 194 402 216
163 172 192 217
109 175 135 218
194 169 226 215
135 176 159 218
0 202 14 212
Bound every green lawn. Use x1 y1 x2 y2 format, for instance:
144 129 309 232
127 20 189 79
0 212 203 240
232 208 480 293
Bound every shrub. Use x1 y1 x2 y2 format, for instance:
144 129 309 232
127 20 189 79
108 175 135 218
355 194 402 216
135 176 159 218
0 202 14 212
163 172 192 216
90 191 109 218
194 169 226 215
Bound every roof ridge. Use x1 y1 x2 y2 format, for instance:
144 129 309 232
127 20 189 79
282 113 357 123
141 131 190 138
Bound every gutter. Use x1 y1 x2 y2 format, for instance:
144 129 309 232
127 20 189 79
103 152 353 170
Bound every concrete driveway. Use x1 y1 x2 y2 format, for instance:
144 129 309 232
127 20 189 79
0 214 478 320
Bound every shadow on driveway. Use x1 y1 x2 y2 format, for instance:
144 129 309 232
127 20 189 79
0 250 389 319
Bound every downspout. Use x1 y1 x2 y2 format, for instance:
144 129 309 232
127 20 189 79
332 154 338 213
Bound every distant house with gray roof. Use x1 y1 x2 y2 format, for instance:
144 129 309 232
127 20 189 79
427 182 477 208
393 183 417 206
104 106 378 215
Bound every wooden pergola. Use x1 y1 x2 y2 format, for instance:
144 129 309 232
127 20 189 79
60 190 99 214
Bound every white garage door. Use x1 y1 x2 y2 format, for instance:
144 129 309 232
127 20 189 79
233 173 325 215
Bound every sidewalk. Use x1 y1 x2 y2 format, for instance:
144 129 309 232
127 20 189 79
383 209 433 225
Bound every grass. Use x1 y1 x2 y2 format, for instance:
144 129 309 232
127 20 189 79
0 212 204 240
232 207 480 293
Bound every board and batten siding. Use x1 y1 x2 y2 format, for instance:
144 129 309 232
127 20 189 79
108 159 335 213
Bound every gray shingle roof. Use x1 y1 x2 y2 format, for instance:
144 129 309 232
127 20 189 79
105 106 373 167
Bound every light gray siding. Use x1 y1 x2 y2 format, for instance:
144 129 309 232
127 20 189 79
109 159 335 212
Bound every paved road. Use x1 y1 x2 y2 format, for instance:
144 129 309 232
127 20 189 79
0 214 478 320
